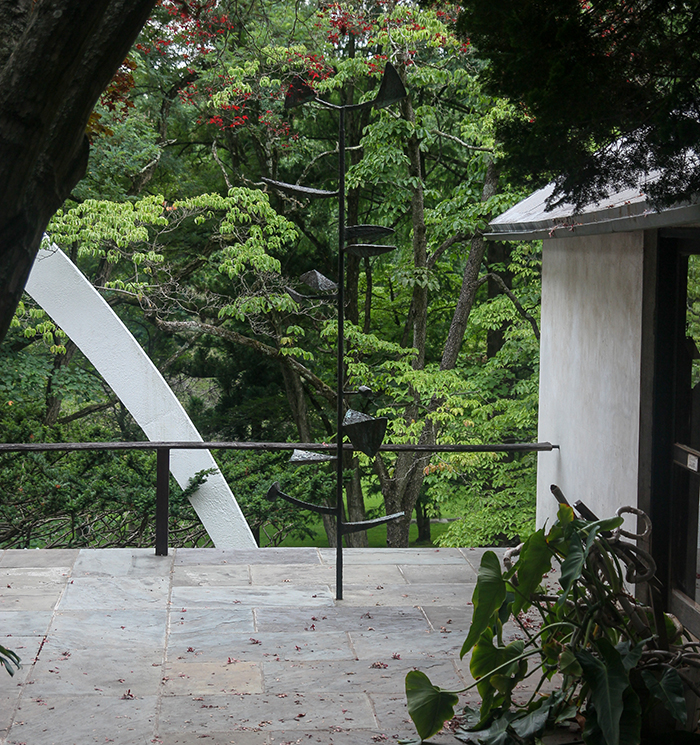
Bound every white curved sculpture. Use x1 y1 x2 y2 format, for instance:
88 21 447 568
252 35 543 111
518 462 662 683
25 244 256 549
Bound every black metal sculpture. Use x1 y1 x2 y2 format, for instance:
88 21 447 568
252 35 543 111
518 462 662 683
263 62 408 599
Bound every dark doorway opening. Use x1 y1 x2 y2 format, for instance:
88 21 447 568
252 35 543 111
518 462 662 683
653 229 700 634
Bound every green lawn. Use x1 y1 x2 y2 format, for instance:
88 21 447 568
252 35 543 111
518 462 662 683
259 518 454 548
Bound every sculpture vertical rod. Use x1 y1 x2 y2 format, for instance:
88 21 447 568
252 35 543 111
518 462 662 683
336 106 346 601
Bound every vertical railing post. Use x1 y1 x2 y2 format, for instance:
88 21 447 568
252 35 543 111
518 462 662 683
155 447 170 556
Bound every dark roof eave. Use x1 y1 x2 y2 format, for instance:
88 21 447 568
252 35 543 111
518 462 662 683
486 201 700 241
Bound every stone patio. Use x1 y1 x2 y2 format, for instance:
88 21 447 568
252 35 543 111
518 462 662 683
0 546 507 745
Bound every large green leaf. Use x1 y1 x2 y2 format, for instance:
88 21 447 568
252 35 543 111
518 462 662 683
616 640 645 672
0 644 20 676
618 686 642 745
470 635 526 722
576 638 630 745
454 710 518 745
470 637 526 681
454 696 555 745
511 528 551 617
461 551 506 658
557 530 586 606
641 667 688 725
405 670 460 742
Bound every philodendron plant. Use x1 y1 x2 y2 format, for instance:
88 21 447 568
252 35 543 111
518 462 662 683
405 488 700 745
0 644 20 676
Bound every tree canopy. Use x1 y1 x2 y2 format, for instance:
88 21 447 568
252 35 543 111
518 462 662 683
459 0 700 209
0 0 544 551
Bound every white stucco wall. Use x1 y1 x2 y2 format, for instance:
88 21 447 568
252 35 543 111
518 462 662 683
536 232 645 528
25 245 257 549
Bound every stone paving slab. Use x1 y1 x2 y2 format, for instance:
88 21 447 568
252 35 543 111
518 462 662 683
57 576 170 611
48 609 168 649
261 658 465 695
0 549 79 568
28 640 163 698
174 565 252 587
0 611 53 637
318 547 471 565
171 585 335 610
71 548 174 578
168 631 357 663
6 693 157 745
333 582 474 607
169 607 256 637
162 660 263 696
253 605 430 634
174 548 322 566
0 547 498 744
250 563 406 587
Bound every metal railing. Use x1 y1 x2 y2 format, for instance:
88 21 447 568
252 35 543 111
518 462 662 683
0 439 557 557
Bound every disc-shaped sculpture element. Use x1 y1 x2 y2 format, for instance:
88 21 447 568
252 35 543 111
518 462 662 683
285 76 317 109
374 62 408 110
300 269 337 292
344 244 397 258
261 177 337 199
289 449 337 465
345 224 395 241
343 409 388 457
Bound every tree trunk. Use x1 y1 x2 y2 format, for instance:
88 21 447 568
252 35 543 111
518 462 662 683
374 158 501 546
44 339 79 426
344 456 368 548
415 492 431 544
440 162 500 371
372 77 433 546
0 0 157 343
486 241 513 358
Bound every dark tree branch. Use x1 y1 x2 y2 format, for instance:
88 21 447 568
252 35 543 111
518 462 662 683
481 272 540 340
153 317 336 404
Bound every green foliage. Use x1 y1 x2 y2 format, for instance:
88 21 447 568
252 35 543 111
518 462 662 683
405 500 699 744
3 0 545 552
0 644 20 676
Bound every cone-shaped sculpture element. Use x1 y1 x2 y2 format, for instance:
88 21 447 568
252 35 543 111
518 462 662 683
345 224 395 241
265 481 283 501
373 62 408 110
261 177 337 199
286 287 335 304
343 409 388 457
285 76 317 109
289 449 336 465
300 269 337 292
344 244 397 258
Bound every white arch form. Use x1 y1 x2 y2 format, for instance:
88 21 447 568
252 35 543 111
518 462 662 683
25 244 256 549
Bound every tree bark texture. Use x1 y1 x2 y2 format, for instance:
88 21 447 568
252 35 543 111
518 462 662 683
440 161 500 371
0 0 157 342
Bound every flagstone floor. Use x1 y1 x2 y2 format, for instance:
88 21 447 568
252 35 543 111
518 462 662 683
0 546 509 745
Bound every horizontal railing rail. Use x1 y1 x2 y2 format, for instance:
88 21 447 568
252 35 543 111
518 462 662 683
0 440 557 556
